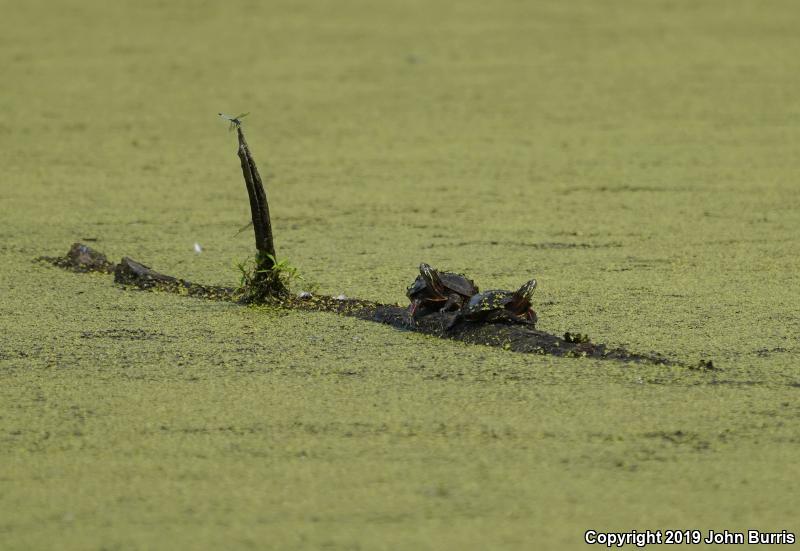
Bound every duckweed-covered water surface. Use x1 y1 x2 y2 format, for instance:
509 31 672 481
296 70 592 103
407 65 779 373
1 1 799 549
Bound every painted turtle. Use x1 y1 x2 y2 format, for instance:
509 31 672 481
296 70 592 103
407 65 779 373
406 263 479 319
447 279 538 328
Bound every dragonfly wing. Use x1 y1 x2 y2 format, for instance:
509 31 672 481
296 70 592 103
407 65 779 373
219 112 248 130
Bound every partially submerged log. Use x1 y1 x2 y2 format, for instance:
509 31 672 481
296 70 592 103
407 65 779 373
114 257 236 301
41 243 698 366
41 242 115 273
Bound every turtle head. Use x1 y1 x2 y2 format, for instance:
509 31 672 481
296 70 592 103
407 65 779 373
516 279 537 301
508 279 537 318
419 263 444 293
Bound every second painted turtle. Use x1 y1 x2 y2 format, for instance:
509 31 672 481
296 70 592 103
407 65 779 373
447 279 538 328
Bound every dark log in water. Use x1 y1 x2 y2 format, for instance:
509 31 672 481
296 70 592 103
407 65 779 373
114 257 236 301
44 242 116 273
39 243 706 367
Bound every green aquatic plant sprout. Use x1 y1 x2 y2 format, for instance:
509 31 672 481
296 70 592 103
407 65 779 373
235 253 301 303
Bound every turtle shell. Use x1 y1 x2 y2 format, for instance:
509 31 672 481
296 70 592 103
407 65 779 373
438 271 479 298
463 289 516 317
407 264 478 302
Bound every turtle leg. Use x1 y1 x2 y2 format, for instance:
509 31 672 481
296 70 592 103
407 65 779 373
406 300 421 324
505 312 536 325
439 293 463 313
444 312 463 330
410 298 446 321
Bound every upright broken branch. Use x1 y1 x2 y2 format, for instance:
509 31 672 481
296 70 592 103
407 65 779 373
234 125 287 299
237 126 276 266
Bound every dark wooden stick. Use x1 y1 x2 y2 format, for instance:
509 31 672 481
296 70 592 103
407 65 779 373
236 126 276 269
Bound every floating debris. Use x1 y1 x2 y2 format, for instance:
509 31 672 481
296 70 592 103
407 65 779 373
37 242 115 274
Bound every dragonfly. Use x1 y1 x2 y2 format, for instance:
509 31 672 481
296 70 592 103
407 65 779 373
218 112 250 131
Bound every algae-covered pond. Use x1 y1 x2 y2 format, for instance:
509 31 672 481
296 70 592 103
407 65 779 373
2 1 799 549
